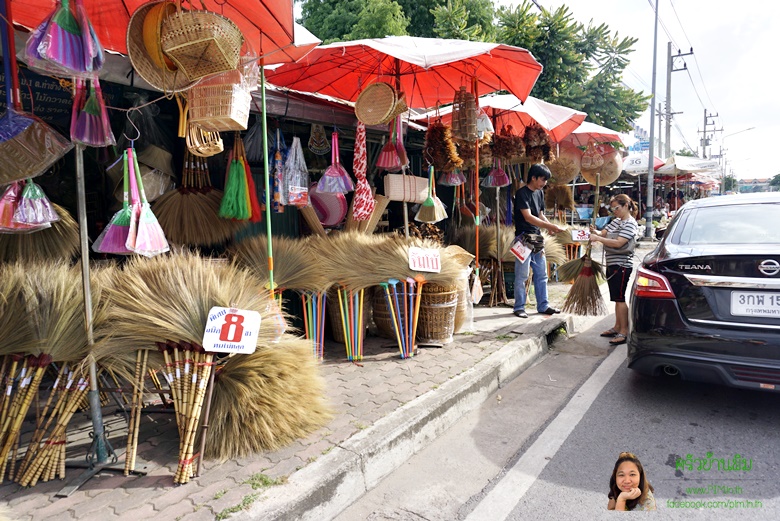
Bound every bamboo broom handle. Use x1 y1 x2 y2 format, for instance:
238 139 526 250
363 195 391 234
176 358 212 484
124 350 142 475
0 358 42 481
299 206 327 237
0 357 28 438
129 349 149 473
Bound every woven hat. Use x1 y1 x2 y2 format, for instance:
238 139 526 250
309 182 347 227
127 1 197 93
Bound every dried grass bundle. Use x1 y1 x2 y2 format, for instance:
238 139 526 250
204 335 332 459
523 124 555 163
545 184 576 211
0 203 79 262
99 251 280 349
562 257 608 316
424 121 462 172
454 224 497 259
0 263 33 357
541 230 567 267
230 235 327 292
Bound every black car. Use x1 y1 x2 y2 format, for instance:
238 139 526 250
628 192 780 391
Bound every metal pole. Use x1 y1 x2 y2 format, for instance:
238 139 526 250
644 0 660 239
75 145 108 464
665 42 672 158
260 65 276 296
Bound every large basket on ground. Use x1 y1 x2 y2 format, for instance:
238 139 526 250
371 286 411 340
188 70 251 132
417 283 459 344
160 1 243 82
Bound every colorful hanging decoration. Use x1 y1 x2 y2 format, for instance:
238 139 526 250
71 78 115 147
0 182 51 234
481 160 511 188
351 122 374 221
273 128 285 212
219 137 262 221
125 147 169 257
438 169 467 187
317 132 354 193
308 123 330 155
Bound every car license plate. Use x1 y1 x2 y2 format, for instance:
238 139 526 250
730 291 780 317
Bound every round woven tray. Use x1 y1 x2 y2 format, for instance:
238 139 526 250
127 2 198 93
417 283 458 344
355 83 396 125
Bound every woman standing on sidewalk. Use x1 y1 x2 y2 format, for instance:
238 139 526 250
588 194 639 346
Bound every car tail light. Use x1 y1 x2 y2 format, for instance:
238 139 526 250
634 266 676 298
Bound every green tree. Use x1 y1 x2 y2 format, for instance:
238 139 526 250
770 173 780 187
348 0 410 39
299 0 366 43
674 148 696 157
431 0 483 40
395 0 441 37
724 174 738 192
496 2 647 132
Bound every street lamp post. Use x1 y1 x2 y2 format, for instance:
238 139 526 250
720 127 756 193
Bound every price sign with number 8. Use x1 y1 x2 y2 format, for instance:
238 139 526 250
203 307 262 354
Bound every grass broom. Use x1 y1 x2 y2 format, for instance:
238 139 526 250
562 172 608 316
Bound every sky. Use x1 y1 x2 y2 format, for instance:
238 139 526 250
504 0 780 180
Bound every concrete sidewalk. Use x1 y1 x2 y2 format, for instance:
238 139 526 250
2 242 655 521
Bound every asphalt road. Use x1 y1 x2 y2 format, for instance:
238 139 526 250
335 309 779 521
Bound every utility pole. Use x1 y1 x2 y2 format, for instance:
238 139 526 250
665 43 691 157
644 0 660 239
698 110 721 158
657 107 663 156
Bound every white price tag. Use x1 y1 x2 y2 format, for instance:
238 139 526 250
510 240 533 263
203 306 262 354
571 229 590 242
409 247 442 273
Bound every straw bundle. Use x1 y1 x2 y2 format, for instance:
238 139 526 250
454 224 498 259
230 235 328 292
540 230 567 267
0 262 107 483
204 335 331 459
153 153 245 247
562 256 608 316
545 184 576 212
0 203 79 262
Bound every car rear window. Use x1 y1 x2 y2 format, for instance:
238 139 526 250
671 203 780 245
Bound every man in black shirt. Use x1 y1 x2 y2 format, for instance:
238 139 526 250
513 164 565 318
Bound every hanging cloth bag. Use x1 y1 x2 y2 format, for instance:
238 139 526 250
351 122 374 221
284 136 309 207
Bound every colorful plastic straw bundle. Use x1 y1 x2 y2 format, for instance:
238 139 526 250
301 291 327 361
380 277 425 359
336 287 365 362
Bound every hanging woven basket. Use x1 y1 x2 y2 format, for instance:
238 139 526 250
160 0 244 82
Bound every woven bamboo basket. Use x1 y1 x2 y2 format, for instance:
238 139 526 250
160 1 243 81
188 70 251 132
371 286 407 340
453 278 470 334
384 173 429 204
327 288 371 344
417 283 459 344
355 83 396 125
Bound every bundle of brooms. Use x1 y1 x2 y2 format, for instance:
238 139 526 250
560 173 607 316
92 251 331 481
0 262 108 486
0 203 79 262
152 151 245 247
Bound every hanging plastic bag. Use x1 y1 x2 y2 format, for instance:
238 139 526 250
284 136 309 207
12 179 60 225
0 182 51 234
243 116 264 163
317 132 354 194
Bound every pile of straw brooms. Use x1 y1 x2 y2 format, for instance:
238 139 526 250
0 253 333 486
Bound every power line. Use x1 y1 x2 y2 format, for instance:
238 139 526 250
668 0 692 48
645 0 680 50
684 68 706 110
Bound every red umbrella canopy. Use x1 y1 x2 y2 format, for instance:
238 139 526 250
10 0 304 63
414 93 586 143
265 36 543 109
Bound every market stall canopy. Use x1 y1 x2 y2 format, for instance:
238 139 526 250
10 0 317 65
655 155 720 174
562 121 633 147
264 36 543 109
412 93 586 143
622 152 664 174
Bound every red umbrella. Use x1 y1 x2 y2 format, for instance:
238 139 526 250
415 93 586 143
562 121 631 147
10 0 315 64
265 36 543 109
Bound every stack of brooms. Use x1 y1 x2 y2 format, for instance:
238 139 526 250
91 251 331 480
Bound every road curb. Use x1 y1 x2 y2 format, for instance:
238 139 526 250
238 316 570 521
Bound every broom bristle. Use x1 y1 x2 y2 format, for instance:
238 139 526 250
562 264 608 316
202 335 332 460
130 204 170 257
415 200 438 223
0 203 79 262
